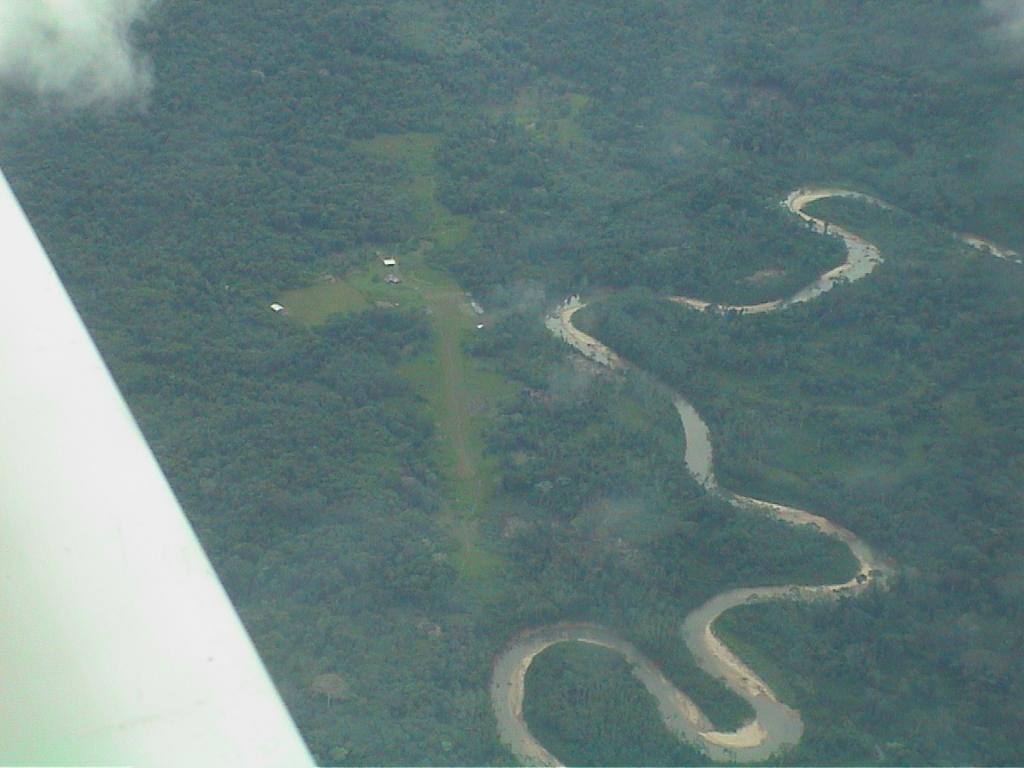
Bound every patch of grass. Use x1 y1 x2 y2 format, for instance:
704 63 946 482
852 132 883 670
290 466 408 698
571 497 687 548
353 132 471 250
398 268 517 585
491 85 592 148
280 280 369 325
281 262 512 589
661 111 717 157
278 262 428 326
342 132 514 586
389 1 454 56
278 131 529 593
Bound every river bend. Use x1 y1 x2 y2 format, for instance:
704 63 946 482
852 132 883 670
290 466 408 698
491 188 1019 764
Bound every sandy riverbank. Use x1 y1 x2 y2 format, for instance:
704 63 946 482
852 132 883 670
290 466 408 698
493 187 1012 765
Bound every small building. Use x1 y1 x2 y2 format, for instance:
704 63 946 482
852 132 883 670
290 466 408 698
386 273 402 284
380 254 397 267
270 303 284 313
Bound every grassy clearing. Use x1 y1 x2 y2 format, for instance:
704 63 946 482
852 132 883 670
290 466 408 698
398 271 517 585
355 132 512 585
491 85 591 148
389 1 455 56
280 132 514 588
279 263 427 323
660 111 718 158
354 132 472 249
280 280 369 325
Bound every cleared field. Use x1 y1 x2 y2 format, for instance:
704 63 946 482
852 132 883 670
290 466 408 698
354 132 471 250
280 132 514 586
398 278 515 583
491 86 591 148
279 280 369 325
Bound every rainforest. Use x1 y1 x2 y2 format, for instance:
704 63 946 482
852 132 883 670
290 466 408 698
1 2 1021 765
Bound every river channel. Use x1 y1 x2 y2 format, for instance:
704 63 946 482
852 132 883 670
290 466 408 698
491 187 1023 764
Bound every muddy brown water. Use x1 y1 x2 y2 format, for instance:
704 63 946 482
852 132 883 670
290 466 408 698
493 188 1011 765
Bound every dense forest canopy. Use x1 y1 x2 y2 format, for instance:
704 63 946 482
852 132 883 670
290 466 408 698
1 1 1022 765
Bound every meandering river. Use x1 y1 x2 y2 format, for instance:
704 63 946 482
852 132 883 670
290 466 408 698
492 188 1018 765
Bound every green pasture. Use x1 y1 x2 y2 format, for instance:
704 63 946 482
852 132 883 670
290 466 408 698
279 280 369 325
277 132 513 587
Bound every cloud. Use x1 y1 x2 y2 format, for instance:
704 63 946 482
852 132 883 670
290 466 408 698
0 0 155 107
984 0 1024 42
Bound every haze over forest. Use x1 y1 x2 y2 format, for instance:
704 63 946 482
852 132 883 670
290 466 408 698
1 1 1022 765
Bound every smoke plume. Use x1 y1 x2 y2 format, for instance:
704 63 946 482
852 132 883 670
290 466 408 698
0 1 155 107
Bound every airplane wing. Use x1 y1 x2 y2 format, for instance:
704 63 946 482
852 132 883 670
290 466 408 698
0 169 314 767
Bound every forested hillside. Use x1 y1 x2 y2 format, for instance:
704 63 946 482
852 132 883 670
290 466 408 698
1 2 1021 764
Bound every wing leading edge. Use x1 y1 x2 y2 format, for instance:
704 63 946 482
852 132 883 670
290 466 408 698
0 170 313 767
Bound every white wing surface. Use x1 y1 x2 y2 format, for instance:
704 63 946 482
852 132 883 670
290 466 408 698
0 170 313 767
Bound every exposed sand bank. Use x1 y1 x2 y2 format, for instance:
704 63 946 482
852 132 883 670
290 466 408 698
493 187 1013 765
